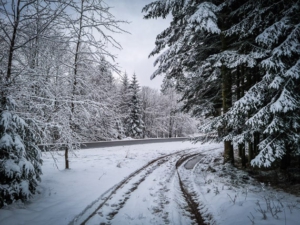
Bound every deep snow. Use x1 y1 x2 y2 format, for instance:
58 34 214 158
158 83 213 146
0 141 299 225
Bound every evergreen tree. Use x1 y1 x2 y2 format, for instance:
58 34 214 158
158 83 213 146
220 0 300 167
0 98 42 207
126 74 144 138
0 0 64 205
119 72 131 137
199 0 300 167
143 0 228 157
143 0 300 167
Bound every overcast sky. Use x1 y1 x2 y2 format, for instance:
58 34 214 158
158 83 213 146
106 0 171 89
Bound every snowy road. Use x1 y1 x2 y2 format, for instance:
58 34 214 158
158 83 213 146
1 142 300 225
80 138 189 149
71 148 215 225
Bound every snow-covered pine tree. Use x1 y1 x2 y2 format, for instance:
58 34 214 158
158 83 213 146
218 0 300 168
200 0 300 167
143 0 222 120
144 0 300 168
120 72 130 109
126 74 144 138
142 0 227 152
0 97 42 207
119 72 131 136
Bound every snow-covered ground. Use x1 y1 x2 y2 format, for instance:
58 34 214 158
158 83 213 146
0 141 299 225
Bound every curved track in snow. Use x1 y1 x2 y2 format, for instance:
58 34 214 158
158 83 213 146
175 153 206 224
70 147 221 225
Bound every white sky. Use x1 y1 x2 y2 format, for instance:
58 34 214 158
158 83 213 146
106 0 171 89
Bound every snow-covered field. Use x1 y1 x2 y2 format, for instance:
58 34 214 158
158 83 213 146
0 141 299 225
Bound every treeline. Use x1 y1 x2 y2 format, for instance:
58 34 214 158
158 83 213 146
0 0 196 207
143 0 300 169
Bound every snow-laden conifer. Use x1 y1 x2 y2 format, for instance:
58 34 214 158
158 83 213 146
201 0 300 167
118 72 131 137
0 97 42 207
144 0 300 167
126 74 144 138
143 0 222 118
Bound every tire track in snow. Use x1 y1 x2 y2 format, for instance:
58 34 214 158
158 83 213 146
176 154 206 225
175 147 222 225
70 148 196 225
111 154 184 225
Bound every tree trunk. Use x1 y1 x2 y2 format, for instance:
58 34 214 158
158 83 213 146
240 144 246 167
224 141 234 164
245 67 254 166
281 144 291 170
222 64 234 164
65 0 84 169
6 0 21 82
241 65 245 97
236 66 241 104
236 66 243 159
248 141 254 163
239 65 247 166
253 132 260 156
169 112 173 138
65 146 69 169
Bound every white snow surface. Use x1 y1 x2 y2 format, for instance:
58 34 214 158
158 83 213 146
0 141 299 225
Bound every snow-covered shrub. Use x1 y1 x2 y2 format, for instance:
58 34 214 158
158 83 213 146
0 98 42 207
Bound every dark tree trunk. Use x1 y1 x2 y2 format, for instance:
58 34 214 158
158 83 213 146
6 0 21 82
65 0 84 169
236 66 243 159
240 65 247 166
241 144 246 167
222 64 234 164
253 132 260 156
246 68 255 166
248 141 254 163
65 146 69 169
236 66 241 103
281 145 291 170
169 113 173 138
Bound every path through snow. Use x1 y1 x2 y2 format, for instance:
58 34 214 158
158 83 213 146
0 142 300 225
